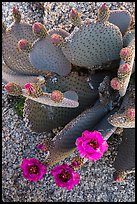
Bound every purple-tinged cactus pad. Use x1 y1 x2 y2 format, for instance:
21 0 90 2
29 28 71 76
61 20 123 68
2 21 43 75
22 90 79 108
123 29 135 47
108 10 132 35
2 63 39 88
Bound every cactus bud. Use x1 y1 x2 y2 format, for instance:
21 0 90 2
97 3 110 22
50 90 64 103
18 39 32 53
24 83 43 98
32 22 48 38
110 78 122 90
4 82 22 96
36 143 48 152
69 8 81 27
70 156 84 170
126 108 135 120
118 63 131 78
113 170 126 182
50 34 64 47
120 47 133 62
12 7 21 23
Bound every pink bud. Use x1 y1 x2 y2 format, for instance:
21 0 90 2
113 170 125 182
24 83 35 93
100 3 107 10
126 108 135 119
118 63 130 73
18 39 29 50
120 48 130 58
70 8 78 18
12 7 19 14
36 143 48 152
110 78 121 90
32 22 43 34
4 82 22 96
114 175 124 182
51 90 63 103
50 34 63 45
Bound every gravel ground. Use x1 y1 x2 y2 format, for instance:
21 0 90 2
2 2 135 202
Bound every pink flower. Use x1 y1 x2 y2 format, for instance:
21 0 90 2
21 158 47 182
50 164 80 190
24 83 35 94
76 130 108 161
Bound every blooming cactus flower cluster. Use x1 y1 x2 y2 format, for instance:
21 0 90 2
21 130 108 189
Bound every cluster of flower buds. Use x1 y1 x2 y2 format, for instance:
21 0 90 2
110 40 135 97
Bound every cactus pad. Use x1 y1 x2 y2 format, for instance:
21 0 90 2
108 10 132 35
29 28 72 76
113 128 135 171
2 21 42 75
2 63 39 87
61 20 123 68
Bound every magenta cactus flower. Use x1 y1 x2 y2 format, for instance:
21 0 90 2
50 164 80 190
21 158 47 182
76 130 108 161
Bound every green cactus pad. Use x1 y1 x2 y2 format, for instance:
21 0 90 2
113 128 135 171
29 28 71 76
108 10 132 35
2 21 43 75
2 63 39 88
61 20 123 68
46 100 111 166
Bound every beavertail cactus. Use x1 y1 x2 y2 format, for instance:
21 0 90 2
2 3 135 188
